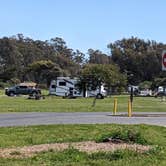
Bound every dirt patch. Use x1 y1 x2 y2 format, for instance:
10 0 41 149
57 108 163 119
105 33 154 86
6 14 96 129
0 141 151 159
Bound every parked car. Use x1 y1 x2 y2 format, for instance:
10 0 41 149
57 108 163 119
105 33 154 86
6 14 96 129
154 91 166 98
5 84 41 96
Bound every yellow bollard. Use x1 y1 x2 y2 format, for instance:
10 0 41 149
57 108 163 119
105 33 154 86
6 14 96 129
113 98 117 115
128 100 132 117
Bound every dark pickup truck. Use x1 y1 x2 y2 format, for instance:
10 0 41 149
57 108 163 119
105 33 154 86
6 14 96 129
5 85 41 96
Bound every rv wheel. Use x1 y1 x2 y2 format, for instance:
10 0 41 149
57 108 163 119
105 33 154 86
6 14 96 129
96 93 104 99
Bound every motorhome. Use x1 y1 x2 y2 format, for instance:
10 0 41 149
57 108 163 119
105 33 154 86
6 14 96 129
154 86 166 97
158 86 164 92
49 77 106 98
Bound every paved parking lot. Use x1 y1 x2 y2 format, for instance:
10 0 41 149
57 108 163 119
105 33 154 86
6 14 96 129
0 112 166 127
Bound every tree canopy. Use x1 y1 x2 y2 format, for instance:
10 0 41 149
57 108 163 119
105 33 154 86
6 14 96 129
108 37 166 85
79 64 127 94
0 34 85 85
0 34 166 90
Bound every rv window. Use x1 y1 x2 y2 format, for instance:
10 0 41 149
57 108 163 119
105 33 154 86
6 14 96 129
51 85 56 89
59 82 66 86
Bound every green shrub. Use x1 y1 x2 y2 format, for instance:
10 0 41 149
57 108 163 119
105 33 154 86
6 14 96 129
0 81 10 88
38 84 48 89
96 128 148 145
10 78 21 85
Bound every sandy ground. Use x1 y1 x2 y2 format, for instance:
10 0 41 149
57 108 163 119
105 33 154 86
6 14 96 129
0 141 151 158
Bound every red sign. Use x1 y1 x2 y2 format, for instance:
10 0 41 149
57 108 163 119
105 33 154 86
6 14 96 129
162 53 166 67
162 51 166 71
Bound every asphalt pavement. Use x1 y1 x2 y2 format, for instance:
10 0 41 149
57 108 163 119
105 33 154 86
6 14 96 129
0 112 166 127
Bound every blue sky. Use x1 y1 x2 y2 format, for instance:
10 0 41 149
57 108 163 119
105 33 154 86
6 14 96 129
0 0 165 53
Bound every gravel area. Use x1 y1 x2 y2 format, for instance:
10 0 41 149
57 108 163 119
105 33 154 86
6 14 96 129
0 141 151 158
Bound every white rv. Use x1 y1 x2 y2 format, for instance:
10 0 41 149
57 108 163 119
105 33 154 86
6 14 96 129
49 77 106 98
49 77 82 97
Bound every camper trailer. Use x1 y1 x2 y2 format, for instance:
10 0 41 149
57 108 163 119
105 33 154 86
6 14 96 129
49 77 82 97
49 77 106 98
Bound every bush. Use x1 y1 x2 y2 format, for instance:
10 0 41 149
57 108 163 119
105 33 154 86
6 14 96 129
96 128 148 145
10 78 21 85
38 84 48 89
139 81 152 90
0 81 10 89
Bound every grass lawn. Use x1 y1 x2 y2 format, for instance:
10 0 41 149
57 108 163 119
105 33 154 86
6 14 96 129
0 90 165 112
0 89 165 165
0 124 166 165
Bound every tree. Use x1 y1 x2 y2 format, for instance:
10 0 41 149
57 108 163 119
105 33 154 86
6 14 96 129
139 81 152 90
0 37 23 80
78 64 127 95
151 77 166 90
50 37 74 60
108 37 166 85
0 35 80 83
27 60 62 86
73 49 85 65
88 49 110 64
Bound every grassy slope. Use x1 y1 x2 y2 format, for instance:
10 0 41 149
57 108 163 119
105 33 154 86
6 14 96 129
0 124 166 165
0 88 165 165
0 94 165 112
0 124 166 148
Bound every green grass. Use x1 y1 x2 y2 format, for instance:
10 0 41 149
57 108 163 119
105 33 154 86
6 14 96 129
2 124 166 148
0 88 165 165
0 89 165 112
0 124 166 165
1 148 166 166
